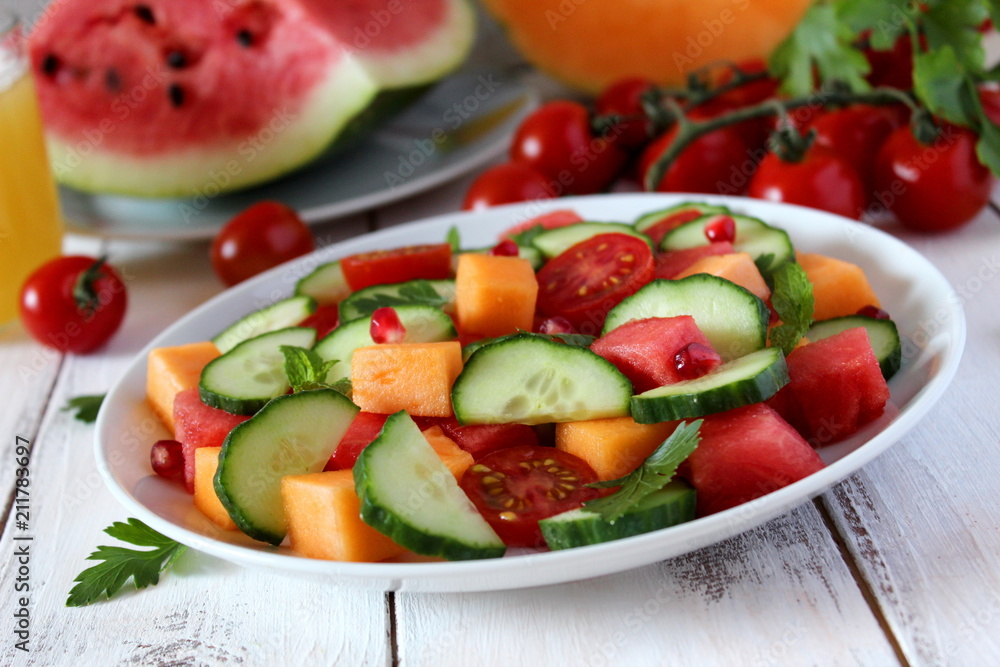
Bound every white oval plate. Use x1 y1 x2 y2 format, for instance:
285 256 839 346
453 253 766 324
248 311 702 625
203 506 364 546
95 194 965 592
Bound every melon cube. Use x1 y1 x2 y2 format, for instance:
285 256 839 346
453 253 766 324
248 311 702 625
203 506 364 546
193 447 237 531
798 253 881 320
556 417 677 481
281 470 407 562
146 341 220 433
423 425 474 480
454 253 538 337
674 252 771 302
351 341 463 417
174 388 250 493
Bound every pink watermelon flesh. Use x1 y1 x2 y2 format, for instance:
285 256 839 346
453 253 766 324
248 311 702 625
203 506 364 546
590 315 718 393
654 241 736 280
767 327 890 446
174 388 250 494
680 403 825 516
298 0 448 55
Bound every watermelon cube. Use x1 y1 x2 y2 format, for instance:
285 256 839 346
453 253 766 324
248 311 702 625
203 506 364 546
654 241 735 280
768 327 890 446
325 412 390 471
681 403 825 516
174 388 250 493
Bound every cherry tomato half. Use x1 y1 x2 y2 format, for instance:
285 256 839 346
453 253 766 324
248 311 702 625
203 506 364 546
749 146 867 220
340 243 452 291
463 162 555 211
210 201 314 286
459 445 600 547
19 256 127 353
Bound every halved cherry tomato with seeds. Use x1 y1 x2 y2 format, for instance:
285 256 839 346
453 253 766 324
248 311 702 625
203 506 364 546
340 243 452 291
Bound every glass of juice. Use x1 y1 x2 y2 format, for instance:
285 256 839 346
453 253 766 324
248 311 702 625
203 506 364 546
0 11 63 325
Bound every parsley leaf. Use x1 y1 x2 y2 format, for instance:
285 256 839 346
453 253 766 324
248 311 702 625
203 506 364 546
280 345 338 392
583 421 701 523
66 518 187 607
62 394 106 424
347 280 452 317
768 262 815 356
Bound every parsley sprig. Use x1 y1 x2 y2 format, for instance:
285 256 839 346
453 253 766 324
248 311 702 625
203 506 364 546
768 262 815 356
62 394 106 424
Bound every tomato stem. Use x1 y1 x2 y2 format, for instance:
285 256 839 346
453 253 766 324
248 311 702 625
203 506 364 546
73 256 108 319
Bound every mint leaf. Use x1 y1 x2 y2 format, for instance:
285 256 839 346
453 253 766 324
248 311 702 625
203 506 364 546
446 225 461 253
62 394 106 424
347 280 451 316
769 262 815 356
508 224 546 247
328 377 353 399
280 345 337 392
67 519 186 607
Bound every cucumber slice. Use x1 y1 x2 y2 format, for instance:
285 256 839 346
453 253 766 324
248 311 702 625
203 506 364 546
338 279 456 322
531 222 653 259
200 327 317 415
313 304 457 383
214 389 359 545
660 214 794 278
452 333 632 425
630 347 789 423
213 295 317 353
295 260 350 305
603 275 769 361
806 316 902 380
354 411 505 560
464 245 544 270
633 202 730 234
540 480 696 550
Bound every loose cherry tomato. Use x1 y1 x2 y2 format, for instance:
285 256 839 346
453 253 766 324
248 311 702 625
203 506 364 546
595 77 656 149
510 101 628 195
459 445 601 547
809 105 907 192
210 201 314 286
19 256 128 353
749 146 867 220
340 243 452 291
463 162 555 211
536 233 655 335
873 124 992 232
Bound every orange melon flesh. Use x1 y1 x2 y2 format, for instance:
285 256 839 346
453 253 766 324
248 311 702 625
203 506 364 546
674 252 771 302
556 416 678 481
146 341 220 433
351 341 463 417
281 470 407 562
797 253 881 321
423 425 474 480
193 447 237 531
454 253 538 337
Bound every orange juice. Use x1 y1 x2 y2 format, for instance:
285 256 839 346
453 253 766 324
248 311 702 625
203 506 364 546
0 18 63 324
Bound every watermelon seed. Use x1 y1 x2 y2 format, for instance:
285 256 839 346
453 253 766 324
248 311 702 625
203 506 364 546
104 69 122 93
168 84 185 108
134 4 155 24
166 51 187 69
236 29 254 47
41 54 60 77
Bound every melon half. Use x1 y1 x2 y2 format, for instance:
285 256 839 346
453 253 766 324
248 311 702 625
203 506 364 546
28 0 475 198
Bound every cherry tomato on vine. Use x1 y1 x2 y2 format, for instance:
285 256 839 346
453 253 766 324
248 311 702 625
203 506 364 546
19 256 128 353
463 162 555 211
510 100 628 195
595 77 656 149
978 86 1000 125
873 124 992 232
809 104 907 192
748 146 867 220
210 201 314 286
711 59 780 108
864 34 922 90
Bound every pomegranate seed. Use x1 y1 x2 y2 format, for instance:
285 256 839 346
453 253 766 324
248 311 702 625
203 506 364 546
674 342 723 380
704 215 737 244
370 307 406 344
150 439 184 478
856 305 890 320
537 316 576 335
489 239 520 257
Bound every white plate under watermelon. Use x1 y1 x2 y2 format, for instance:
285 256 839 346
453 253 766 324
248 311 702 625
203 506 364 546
95 194 965 592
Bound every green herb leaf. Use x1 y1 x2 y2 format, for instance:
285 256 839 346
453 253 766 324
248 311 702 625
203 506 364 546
62 394 106 424
921 0 988 72
508 224 546 247
348 280 451 316
328 377 353 399
66 518 186 607
280 345 338 393
769 262 815 356
913 47 981 127
835 0 911 49
445 226 461 253
583 421 701 523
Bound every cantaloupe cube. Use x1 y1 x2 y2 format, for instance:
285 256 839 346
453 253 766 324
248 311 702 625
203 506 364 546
351 341 463 417
147 341 220 433
797 253 880 321
674 252 771 302
454 253 537 337
193 447 237 531
423 425 474 480
281 470 406 562
556 417 678 481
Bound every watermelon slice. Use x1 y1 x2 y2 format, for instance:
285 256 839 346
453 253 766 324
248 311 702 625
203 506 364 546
28 0 474 198
174 388 250 493
654 241 735 280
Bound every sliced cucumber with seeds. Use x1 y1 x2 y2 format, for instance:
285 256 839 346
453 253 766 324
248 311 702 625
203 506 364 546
452 333 632 425
338 279 456 323
200 326 316 415
213 295 316 353
633 202 731 234
464 245 544 270
660 214 794 278
631 347 789 423
806 316 902 380
603 275 769 361
214 389 359 545
314 304 457 383
354 411 505 560
540 480 697 550
295 260 350 305
530 222 653 259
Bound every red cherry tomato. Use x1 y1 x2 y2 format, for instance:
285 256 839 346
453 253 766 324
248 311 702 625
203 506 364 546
809 105 907 192
595 77 656 149
873 124 992 232
459 445 600 547
463 163 555 211
210 201 314 286
19 256 128 353
749 146 867 220
340 243 452 291
979 86 1000 125
712 59 780 108
510 101 628 195
536 233 655 335
864 34 918 90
